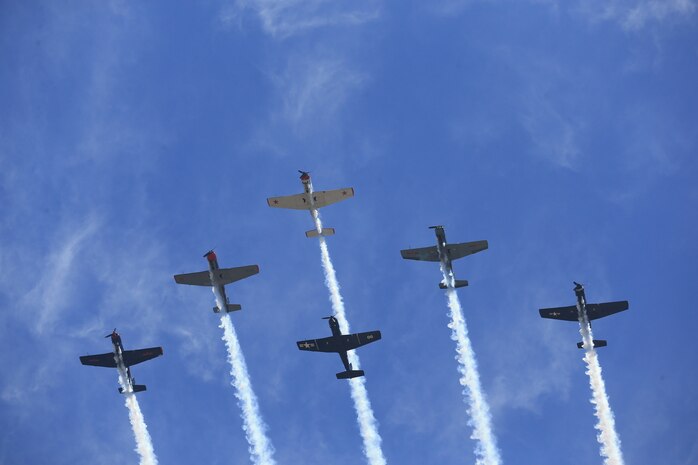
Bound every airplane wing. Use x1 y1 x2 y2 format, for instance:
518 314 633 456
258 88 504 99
586 301 629 320
122 347 164 367
400 246 440 262
267 193 311 210
311 188 354 208
540 301 629 321
214 265 259 286
445 240 489 260
174 270 212 286
539 305 578 321
297 331 382 353
80 352 117 368
297 339 323 352
343 331 382 351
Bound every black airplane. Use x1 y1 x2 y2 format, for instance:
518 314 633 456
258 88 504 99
173 250 259 313
297 316 381 379
539 282 629 349
401 225 488 289
80 329 163 393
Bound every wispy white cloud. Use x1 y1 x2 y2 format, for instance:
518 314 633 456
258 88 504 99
575 0 696 30
276 56 367 129
522 96 582 170
247 53 368 153
426 0 696 30
221 0 380 39
24 215 102 335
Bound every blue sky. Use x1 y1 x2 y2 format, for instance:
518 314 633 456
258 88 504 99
1 1 697 464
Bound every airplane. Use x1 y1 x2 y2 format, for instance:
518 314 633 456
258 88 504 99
296 316 381 379
266 170 354 238
173 250 259 313
79 329 163 393
539 282 629 349
400 225 488 289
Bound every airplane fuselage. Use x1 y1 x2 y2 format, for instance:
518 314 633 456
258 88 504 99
574 282 586 311
108 332 136 389
205 253 230 307
327 316 342 337
432 226 455 276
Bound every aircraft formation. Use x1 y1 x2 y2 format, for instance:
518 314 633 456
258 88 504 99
78 170 631 464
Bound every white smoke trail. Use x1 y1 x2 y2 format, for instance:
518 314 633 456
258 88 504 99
577 304 625 465
311 206 387 465
215 289 276 465
115 357 158 465
440 266 501 465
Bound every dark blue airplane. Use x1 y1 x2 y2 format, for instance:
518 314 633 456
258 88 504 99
297 316 381 379
80 329 163 393
539 282 629 349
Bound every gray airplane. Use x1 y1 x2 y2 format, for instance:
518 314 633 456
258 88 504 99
173 250 259 313
539 282 629 348
266 170 354 238
401 225 488 289
297 316 381 379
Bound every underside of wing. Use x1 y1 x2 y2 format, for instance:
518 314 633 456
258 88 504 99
344 331 382 351
311 188 354 208
267 193 311 210
586 301 629 320
297 339 322 352
122 347 164 367
400 245 440 262
446 240 489 260
173 270 212 286
539 305 579 321
298 335 348 353
213 265 259 285
80 352 117 368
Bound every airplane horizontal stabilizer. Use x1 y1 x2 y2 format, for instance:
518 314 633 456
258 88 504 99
439 279 469 289
336 369 365 380
213 304 242 313
577 340 607 349
305 228 335 238
118 385 147 394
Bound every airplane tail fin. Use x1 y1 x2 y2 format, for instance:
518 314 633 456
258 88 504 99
119 385 147 394
577 339 607 349
213 304 242 313
439 280 469 289
336 369 365 380
305 228 335 238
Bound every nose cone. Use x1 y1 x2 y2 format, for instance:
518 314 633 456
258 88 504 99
299 171 311 183
204 250 217 262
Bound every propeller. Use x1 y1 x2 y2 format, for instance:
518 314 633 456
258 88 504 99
104 328 116 338
203 249 215 258
321 316 332 320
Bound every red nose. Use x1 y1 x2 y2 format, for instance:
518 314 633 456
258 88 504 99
207 251 217 262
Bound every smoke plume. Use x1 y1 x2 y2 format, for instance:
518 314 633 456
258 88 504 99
215 289 277 465
578 304 625 465
311 206 387 465
115 358 158 465
440 266 501 465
